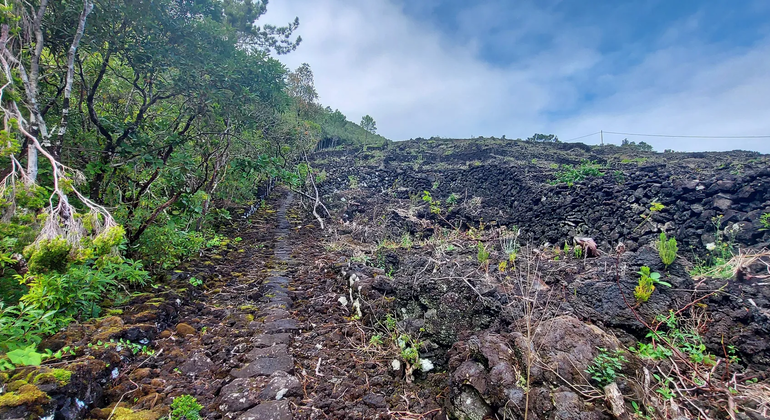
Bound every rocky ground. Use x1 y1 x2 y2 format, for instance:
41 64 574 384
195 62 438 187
2 139 770 420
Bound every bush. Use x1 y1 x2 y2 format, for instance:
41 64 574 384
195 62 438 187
135 223 206 270
170 395 203 420
586 348 626 386
550 161 605 187
0 259 148 351
24 237 72 274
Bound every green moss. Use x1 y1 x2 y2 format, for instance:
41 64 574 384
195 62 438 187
7 380 27 392
0 383 50 407
24 237 72 273
33 368 71 386
245 314 255 322
107 309 124 315
0 372 8 383
110 407 162 420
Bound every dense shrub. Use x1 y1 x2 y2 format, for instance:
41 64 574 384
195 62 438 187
135 223 206 270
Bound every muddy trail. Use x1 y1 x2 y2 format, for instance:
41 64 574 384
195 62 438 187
2 189 438 419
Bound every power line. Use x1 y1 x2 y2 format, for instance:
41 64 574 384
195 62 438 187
602 131 770 139
562 131 600 142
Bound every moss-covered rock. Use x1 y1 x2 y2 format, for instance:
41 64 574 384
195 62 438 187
94 406 162 420
0 383 50 407
33 368 72 386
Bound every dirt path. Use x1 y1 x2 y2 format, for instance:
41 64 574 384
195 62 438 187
88 192 305 419
13 190 443 419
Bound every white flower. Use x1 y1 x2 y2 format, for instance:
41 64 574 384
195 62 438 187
706 243 717 251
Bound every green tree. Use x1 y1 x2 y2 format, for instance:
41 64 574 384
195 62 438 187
360 115 377 146
526 133 559 142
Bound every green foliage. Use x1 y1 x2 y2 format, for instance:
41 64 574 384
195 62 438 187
634 266 670 303
526 133 559 142
5 344 44 367
630 341 673 360
476 242 490 266
348 175 359 189
0 258 148 351
91 225 126 257
634 202 665 232
188 277 203 287
586 348 627 386
24 238 72 274
421 191 441 214
550 161 605 186
690 215 740 278
169 395 203 420
621 139 654 152
135 224 206 270
657 232 678 268
573 246 583 259
0 302 59 352
759 213 770 231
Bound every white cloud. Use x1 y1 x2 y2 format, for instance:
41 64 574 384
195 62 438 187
264 1 770 153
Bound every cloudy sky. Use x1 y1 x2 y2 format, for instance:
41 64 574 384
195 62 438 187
264 0 770 153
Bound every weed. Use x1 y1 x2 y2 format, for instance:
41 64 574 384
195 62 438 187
759 213 770 231
657 232 678 268
634 202 665 232
421 191 441 214
169 394 203 420
369 334 383 346
634 266 671 303
499 225 520 266
690 215 741 278
550 161 605 187
348 175 359 189
573 246 583 259
498 260 507 273
188 277 203 287
586 347 626 386
476 242 490 266
400 233 413 248
446 193 459 205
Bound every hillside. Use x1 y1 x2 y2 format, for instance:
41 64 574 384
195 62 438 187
4 138 769 419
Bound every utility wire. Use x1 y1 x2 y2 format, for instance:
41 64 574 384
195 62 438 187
562 131 600 142
602 131 770 139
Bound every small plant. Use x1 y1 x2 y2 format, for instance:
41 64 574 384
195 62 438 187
630 341 673 360
690 215 741 278
573 245 583 259
657 232 678 268
759 213 770 231
188 277 203 287
446 193 459 205
169 394 203 420
498 260 507 273
634 266 670 303
348 175 359 189
634 202 665 232
586 348 626 386
369 334 383 346
400 233 413 248
499 226 520 267
421 191 441 214
476 242 490 266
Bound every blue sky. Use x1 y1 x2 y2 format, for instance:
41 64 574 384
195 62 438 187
265 1 770 152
